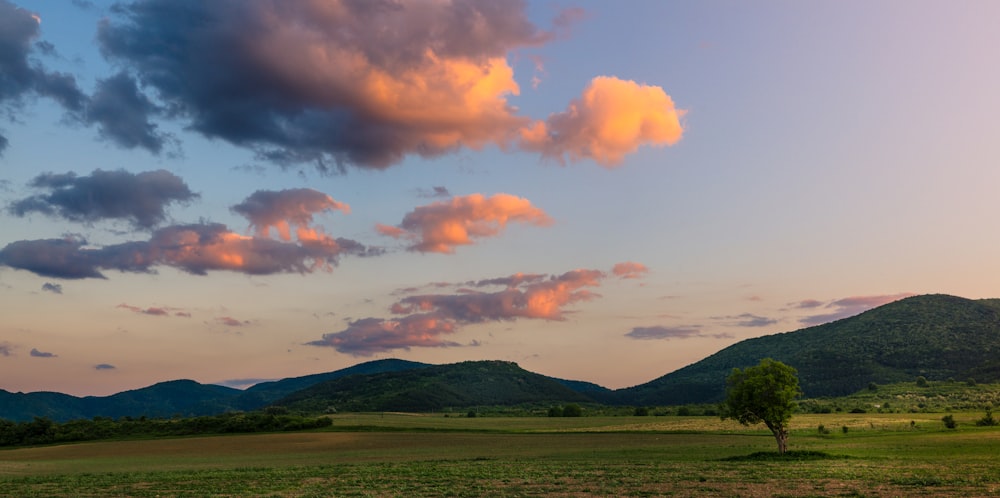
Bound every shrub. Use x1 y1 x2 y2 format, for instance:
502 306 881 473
633 407 650 416
562 404 582 417
975 408 998 427
916 376 929 387
942 414 958 429
817 424 830 434
547 406 563 417
841 426 849 434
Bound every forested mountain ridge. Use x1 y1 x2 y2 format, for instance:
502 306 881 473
619 294 1000 405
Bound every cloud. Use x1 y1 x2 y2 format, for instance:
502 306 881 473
117 303 170 316
791 299 824 309
85 72 173 154
0 341 13 356
612 262 649 279
712 313 779 328
92 1 671 170
94 363 116 370
417 186 451 198
307 314 460 356
41 282 62 294
29 348 56 358
625 325 733 341
216 316 250 327
8 169 198 229
799 293 915 326
0 222 375 279
309 266 624 355
231 188 349 241
378 193 552 253
0 0 87 154
519 76 685 167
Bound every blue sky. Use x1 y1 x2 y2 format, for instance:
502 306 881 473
2 0 999 396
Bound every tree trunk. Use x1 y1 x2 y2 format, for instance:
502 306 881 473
772 427 788 454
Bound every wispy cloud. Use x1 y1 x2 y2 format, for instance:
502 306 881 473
216 316 250 327
30 348 57 358
712 313 779 328
625 325 733 341
0 342 14 357
378 193 552 253
799 293 915 326
309 264 640 356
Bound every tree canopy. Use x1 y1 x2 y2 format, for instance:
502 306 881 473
720 358 801 454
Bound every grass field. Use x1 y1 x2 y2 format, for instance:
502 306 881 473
2 412 999 497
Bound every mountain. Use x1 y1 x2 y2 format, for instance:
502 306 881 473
618 294 1000 405
0 359 433 422
274 360 595 412
234 359 431 409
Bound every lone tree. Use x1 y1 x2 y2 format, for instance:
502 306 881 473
720 358 802 454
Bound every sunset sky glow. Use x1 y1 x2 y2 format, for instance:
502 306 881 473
2 0 1000 396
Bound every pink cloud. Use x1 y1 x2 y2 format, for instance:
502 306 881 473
306 314 459 356
800 293 916 326
117 303 171 316
217 316 250 327
520 76 685 167
612 261 649 279
378 193 552 253
310 267 619 356
231 188 349 241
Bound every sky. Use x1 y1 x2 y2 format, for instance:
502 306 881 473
2 0 1000 397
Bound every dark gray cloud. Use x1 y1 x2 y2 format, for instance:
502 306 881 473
94 363 116 370
625 325 733 341
95 0 559 170
8 169 197 229
41 282 62 294
417 186 451 198
0 341 13 356
0 222 374 279
29 348 56 358
86 72 172 153
0 0 87 154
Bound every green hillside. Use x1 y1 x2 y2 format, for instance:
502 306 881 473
274 360 595 412
620 294 1000 405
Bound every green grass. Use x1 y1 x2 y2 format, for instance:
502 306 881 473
3 413 1000 496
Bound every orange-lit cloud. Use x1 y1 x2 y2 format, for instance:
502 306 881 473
520 76 685 167
231 189 350 241
309 266 637 355
0 222 375 279
94 1 679 169
612 262 650 279
378 193 552 253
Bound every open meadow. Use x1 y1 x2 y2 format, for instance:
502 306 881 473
1 412 999 497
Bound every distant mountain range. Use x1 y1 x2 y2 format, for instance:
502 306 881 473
5 294 1000 421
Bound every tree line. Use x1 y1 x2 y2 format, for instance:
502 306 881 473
0 409 331 447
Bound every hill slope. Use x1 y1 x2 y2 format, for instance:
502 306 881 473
619 294 1000 405
0 359 433 422
274 360 595 412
